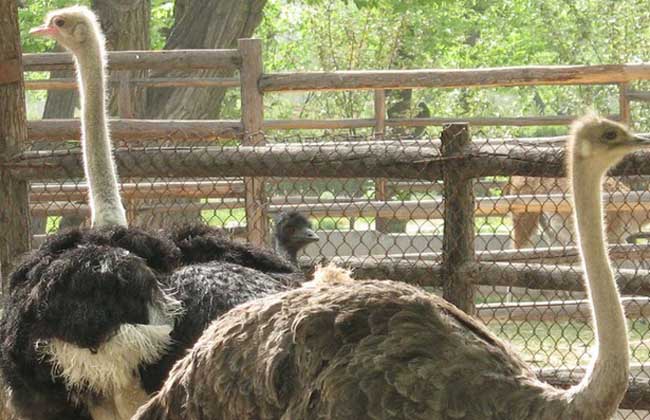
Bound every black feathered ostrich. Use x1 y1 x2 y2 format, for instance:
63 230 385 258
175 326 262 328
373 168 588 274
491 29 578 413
0 6 318 420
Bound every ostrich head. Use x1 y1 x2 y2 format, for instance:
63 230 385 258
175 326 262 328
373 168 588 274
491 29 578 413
30 6 103 54
275 211 320 265
569 114 650 174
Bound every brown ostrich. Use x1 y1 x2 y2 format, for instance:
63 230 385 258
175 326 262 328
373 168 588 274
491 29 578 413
134 115 647 420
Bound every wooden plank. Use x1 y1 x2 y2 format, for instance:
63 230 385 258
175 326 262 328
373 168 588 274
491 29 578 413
474 262 650 296
239 38 268 246
11 143 650 182
116 71 134 119
0 0 30 289
476 297 650 323
263 115 618 131
22 49 241 72
541 370 650 410
25 77 241 90
627 90 650 102
442 124 476 314
385 115 619 127
28 180 246 202
27 119 243 142
393 243 650 264
260 64 650 92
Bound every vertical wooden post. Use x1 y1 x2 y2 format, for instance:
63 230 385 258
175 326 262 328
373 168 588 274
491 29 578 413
619 83 631 126
373 89 390 233
117 71 134 119
239 38 268 246
441 123 476 315
0 0 31 289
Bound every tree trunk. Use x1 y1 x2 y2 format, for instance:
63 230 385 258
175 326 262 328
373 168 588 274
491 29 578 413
139 0 267 230
145 0 267 119
93 0 150 117
0 2 29 414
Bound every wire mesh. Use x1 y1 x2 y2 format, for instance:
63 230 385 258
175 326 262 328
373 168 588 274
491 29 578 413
21 126 650 418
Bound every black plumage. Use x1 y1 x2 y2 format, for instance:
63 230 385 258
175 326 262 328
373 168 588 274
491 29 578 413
0 227 180 420
1 220 319 419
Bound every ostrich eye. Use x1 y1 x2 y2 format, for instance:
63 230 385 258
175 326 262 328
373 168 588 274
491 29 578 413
53 18 65 27
603 130 617 141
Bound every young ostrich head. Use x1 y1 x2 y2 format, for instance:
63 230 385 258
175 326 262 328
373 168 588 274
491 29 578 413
31 6 127 228
275 211 320 265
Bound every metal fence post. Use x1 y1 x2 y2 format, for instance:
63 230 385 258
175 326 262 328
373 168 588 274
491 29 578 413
441 123 476 314
239 38 269 246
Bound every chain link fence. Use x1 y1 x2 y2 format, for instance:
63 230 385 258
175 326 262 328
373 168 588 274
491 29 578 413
20 125 650 418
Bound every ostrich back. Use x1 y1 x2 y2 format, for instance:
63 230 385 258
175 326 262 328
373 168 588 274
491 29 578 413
134 276 572 420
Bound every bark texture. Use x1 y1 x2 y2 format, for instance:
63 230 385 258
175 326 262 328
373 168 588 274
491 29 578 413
145 0 267 119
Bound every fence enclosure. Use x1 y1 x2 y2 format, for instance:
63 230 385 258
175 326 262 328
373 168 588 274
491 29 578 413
4 39 650 415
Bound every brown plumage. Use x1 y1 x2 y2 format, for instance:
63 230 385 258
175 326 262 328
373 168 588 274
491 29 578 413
134 115 649 420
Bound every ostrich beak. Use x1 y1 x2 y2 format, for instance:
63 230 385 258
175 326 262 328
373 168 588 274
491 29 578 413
299 228 320 244
30 24 57 37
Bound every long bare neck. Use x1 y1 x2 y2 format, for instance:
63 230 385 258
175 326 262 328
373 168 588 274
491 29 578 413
567 158 629 417
74 35 126 227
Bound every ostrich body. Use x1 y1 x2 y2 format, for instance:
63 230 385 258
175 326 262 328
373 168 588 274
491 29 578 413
141 216 320 392
135 116 648 420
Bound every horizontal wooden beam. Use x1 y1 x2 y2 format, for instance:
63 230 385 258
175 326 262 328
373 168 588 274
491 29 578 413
9 142 650 181
22 50 241 72
260 64 650 92
476 296 650 323
268 190 650 221
27 119 243 142
474 262 650 296
385 115 614 127
395 243 650 264
627 90 650 102
28 180 245 202
540 369 650 410
325 258 650 296
25 77 240 90
7 144 447 181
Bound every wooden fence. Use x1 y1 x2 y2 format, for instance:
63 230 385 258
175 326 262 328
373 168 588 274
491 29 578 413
4 37 650 409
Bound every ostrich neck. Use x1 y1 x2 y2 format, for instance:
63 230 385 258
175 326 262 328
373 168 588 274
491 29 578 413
75 41 126 227
275 237 298 265
568 159 629 416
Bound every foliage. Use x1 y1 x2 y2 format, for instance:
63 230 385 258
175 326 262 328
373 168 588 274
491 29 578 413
17 0 650 134
255 0 650 136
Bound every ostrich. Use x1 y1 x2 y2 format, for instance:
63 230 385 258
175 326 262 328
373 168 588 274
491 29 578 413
1 8 322 420
134 115 648 420
139 215 320 393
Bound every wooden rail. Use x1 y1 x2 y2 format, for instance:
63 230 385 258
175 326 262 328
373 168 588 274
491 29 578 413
260 64 650 92
27 119 243 142
25 77 240 90
22 49 241 72
8 142 650 183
